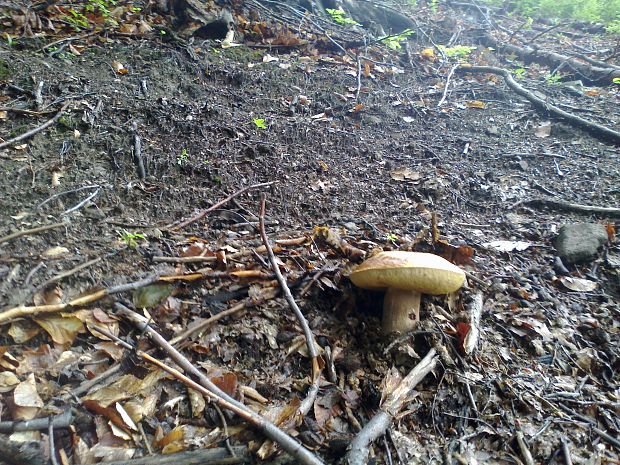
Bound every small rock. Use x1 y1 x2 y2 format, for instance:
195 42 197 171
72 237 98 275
554 223 608 264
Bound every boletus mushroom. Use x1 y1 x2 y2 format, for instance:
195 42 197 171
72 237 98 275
349 251 465 334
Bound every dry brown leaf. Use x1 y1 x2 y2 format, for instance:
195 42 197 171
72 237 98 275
34 314 84 345
13 373 43 420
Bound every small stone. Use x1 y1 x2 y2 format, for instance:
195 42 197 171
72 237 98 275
554 223 608 264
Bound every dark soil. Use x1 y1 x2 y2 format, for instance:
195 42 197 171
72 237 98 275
0 6 619 465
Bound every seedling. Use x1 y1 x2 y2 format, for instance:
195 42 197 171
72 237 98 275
65 9 89 30
119 230 146 248
177 148 189 165
386 233 398 242
513 67 527 79
438 45 477 58
613 77 620 85
381 29 414 50
253 118 267 129
325 8 359 26
545 73 562 85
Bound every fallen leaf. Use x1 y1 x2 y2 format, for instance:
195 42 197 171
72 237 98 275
13 373 43 420
41 246 70 258
484 240 532 252
535 121 552 138
111 60 128 74
34 314 85 345
559 276 597 292
466 100 486 109
390 167 421 181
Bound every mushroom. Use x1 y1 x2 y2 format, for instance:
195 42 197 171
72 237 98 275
349 251 466 334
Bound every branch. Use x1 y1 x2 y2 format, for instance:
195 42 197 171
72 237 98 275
0 102 70 150
456 65 620 145
346 349 439 465
0 222 68 244
170 181 276 230
516 198 620 217
258 194 320 379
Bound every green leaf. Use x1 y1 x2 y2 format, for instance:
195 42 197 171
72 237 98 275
253 118 267 129
133 284 174 309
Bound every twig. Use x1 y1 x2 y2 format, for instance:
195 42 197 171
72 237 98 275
346 349 439 465
34 81 44 110
115 304 326 465
131 122 146 180
0 107 56 116
48 417 59 465
37 256 102 290
152 256 217 264
516 198 620 217
0 102 70 150
0 410 73 433
0 275 158 324
170 181 276 230
463 292 483 355
258 193 320 379
561 437 573 465
515 431 535 465
62 187 100 215
64 364 122 399
437 64 459 107
214 403 236 457
37 184 101 209
168 288 278 346
0 222 68 244
457 65 620 145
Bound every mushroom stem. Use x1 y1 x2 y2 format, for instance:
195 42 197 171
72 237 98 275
382 288 422 334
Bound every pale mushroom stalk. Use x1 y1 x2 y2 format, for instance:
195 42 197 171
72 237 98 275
382 288 421 334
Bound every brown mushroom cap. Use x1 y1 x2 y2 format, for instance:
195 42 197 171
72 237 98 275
349 251 465 294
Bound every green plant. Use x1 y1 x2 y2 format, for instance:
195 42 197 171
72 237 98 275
177 148 189 165
513 67 527 78
612 77 620 84
545 73 563 84
429 0 439 13
253 118 267 129
437 44 477 58
85 0 117 16
386 233 398 242
65 9 89 30
119 230 146 248
381 29 415 50
325 8 359 26
4 34 13 47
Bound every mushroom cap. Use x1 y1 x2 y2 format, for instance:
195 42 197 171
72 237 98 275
349 251 465 295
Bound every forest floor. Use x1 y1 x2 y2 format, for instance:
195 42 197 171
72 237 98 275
0 1 619 465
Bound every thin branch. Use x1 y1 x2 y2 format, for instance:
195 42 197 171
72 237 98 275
0 410 73 433
170 181 276 230
258 193 320 379
457 65 620 145
346 349 439 465
437 64 459 107
0 222 68 244
0 102 70 150
516 198 620 217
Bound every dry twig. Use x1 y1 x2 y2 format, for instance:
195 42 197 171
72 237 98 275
170 181 276 230
0 102 70 150
0 222 68 244
346 349 439 465
457 65 620 145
